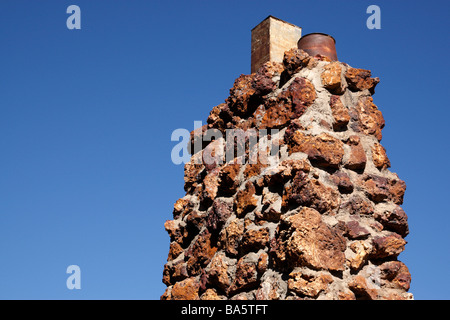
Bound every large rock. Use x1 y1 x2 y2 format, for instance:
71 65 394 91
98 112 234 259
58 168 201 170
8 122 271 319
371 233 406 258
283 48 317 76
284 171 340 214
362 174 406 204
321 62 345 94
271 208 346 271
235 181 258 217
207 252 235 291
374 205 409 237
252 61 284 96
260 77 316 129
379 261 411 291
255 270 287 300
329 95 350 131
240 227 270 254
165 277 200 300
372 143 391 170
229 252 261 294
219 218 244 256
206 198 233 234
352 96 385 141
186 230 218 275
348 275 379 300
227 74 257 116
288 132 344 169
260 99 293 129
280 77 316 118
288 271 333 297
218 164 241 196
344 135 367 171
345 67 379 94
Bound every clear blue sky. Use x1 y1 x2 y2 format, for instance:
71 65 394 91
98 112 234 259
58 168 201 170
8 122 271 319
0 0 449 300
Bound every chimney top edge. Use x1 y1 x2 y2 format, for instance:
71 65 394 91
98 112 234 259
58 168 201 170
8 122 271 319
251 15 302 31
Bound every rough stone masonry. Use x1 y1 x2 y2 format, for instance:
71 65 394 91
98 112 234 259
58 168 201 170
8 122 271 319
161 25 412 300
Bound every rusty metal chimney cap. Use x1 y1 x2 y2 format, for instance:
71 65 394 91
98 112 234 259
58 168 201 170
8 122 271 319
300 32 336 44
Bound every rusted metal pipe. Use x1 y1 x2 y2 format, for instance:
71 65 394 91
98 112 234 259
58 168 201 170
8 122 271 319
297 33 337 61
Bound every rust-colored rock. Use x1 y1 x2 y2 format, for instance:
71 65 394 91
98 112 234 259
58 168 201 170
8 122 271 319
257 252 269 274
271 208 346 271
337 290 356 300
284 171 340 214
240 227 270 254
260 99 293 129
345 67 380 94
218 163 241 196
184 162 204 192
173 197 193 219
184 210 206 236
343 220 370 239
280 77 317 117
353 96 385 141
330 95 350 131
200 288 225 300
252 61 284 96
229 253 260 294
288 271 333 297
372 143 391 170
235 181 258 217
348 275 379 300
342 195 374 216
164 219 188 245
362 174 406 204
202 167 220 202
321 62 345 94
186 230 217 275
379 261 411 291
243 159 268 180
227 74 257 116
344 135 367 171
329 171 353 194
207 103 227 132
168 241 184 261
372 233 406 258
219 218 244 256
283 48 317 76
348 240 372 270
374 205 409 237
363 175 394 202
168 277 200 300
289 132 344 169
207 252 234 290
260 77 316 129
162 259 189 286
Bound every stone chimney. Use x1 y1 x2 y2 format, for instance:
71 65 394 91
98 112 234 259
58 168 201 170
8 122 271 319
162 18 412 300
251 16 302 73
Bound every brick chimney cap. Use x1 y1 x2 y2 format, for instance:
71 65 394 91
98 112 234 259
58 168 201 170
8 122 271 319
251 15 301 31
